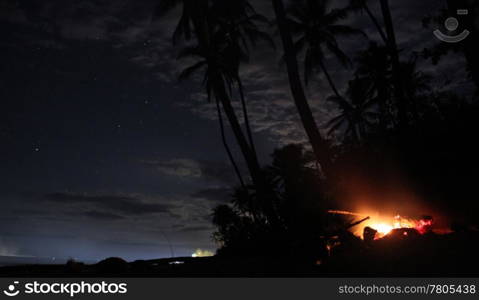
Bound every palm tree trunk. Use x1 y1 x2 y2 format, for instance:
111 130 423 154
217 79 283 227
358 120 366 141
319 60 341 98
237 78 258 159
272 0 333 177
191 0 211 50
362 3 388 44
379 0 408 127
377 84 389 130
189 0 263 187
216 76 285 227
215 97 246 188
214 76 263 186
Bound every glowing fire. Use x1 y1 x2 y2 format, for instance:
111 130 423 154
370 215 420 237
328 210 434 239
372 223 394 235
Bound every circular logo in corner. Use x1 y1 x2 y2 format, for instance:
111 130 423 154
3 282 20 297
434 9 470 43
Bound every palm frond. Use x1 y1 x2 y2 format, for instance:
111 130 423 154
327 115 347 135
178 61 207 81
155 0 181 17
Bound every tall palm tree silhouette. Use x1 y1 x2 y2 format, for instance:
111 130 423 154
161 0 334 178
160 0 270 189
177 32 263 189
379 0 408 127
355 42 393 129
215 93 246 187
399 58 431 100
272 0 333 177
209 0 274 162
355 45 431 128
286 0 364 96
349 0 408 127
348 0 387 43
399 56 432 122
155 0 209 45
327 77 378 142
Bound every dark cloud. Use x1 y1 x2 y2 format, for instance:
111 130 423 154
190 187 231 204
10 202 123 221
141 158 239 186
79 210 125 221
10 208 46 216
44 192 177 216
3 0 466 147
142 158 202 178
178 225 213 233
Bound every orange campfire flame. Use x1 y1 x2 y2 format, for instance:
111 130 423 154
328 210 434 238
370 215 422 238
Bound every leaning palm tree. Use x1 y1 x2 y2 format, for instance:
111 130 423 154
155 0 209 44
215 93 246 188
286 0 364 96
177 35 263 189
160 0 271 189
348 0 387 44
272 0 333 177
209 0 274 161
326 77 378 142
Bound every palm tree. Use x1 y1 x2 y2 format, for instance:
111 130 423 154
400 57 432 100
272 0 333 177
399 56 432 122
177 36 263 189
155 0 209 45
355 42 393 129
161 0 272 189
212 144 328 256
348 0 387 44
212 204 242 247
326 77 378 142
209 0 274 162
286 0 364 96
215 95 246 188
354 46 431 129
161 0 333 178
349 0 408 127
379 0 408 127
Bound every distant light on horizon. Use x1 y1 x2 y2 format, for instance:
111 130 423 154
191 249 214 258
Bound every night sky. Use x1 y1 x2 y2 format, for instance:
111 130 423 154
0 0 473 262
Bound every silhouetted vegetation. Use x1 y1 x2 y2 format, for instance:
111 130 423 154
156 0 479 273
2 0 479 277
212 144 332 262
